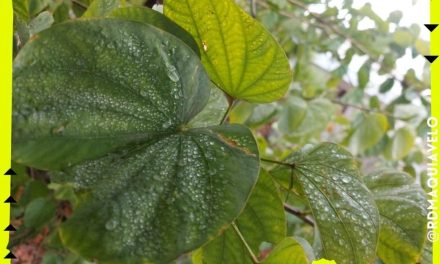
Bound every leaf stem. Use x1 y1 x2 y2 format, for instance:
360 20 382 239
231 222 260 264
283 203 315 226
260 158 296 168
249 0 257 18
220 98 237 124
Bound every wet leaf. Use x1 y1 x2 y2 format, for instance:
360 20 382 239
271 143 379 264
193 170 286 264
109 7 200 56
164 0 292 103
262 237 308 264
13 19 259 263
364 170 427 264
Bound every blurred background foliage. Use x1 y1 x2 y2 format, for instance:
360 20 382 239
11 0 430 263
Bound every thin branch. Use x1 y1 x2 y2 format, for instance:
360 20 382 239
330 99 403 120
232 222 260 264
260 158 296 168
249 0 257 18
284 203 315 226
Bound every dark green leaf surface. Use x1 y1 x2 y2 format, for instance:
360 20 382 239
109 7 200 56
164 0 292 103
13 19 259 263
24 197 57 229
364 170 428 264
192 170 286 264
271 143 379 264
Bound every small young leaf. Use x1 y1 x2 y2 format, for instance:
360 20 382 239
29 11 54 35
364 170 428 264
82 0 119 18
384 127 415 160
164 0 292 103
262 237 308 264
379 78 395 93
24 197 57 229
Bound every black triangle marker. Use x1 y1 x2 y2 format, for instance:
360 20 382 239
4 169 16 175
424 24 439 32
4 252 16 259
4 224 16 232
424 55 438 63
4 196 17 204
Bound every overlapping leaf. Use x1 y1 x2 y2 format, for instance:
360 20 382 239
262 238 308 264
164 0 292 103
271 143 379 264
364 170 428 264
192 170 286 264
13 19 259 263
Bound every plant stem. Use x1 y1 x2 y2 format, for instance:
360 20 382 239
232 222 260 264
249 0 257 18
220 99 236 124
283 203 315 226
260 158 296 168
330 99 402 120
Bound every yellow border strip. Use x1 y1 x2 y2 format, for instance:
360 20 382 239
432 0 440 262
0 0 13 262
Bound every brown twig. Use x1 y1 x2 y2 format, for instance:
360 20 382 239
284 203 315 226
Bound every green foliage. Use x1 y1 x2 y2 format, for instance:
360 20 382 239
164 0 292 103
10 0 430 263
364 170 428 264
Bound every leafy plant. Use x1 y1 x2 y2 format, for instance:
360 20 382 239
10 0 430 263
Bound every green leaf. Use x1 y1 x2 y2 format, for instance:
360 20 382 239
262 238 308 264
193 170 286 264
82 0 119 18
384 127 415 160
271 143 379 264
364 170 428 264
13 0 29 21
24 197 57 229
393 29 415 46
13 19 259 263
387 11 403 24
164 0 292 103
278 97 334 137
109 7 200 56
29 0 50 17
349 113 388 154
379 78 395 93
29 11 54 35
188 85 229 127
357 61 371 89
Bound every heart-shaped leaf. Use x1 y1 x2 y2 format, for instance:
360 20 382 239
164 0 292 103
271 143 379 264
192 170 286 264
364 170 428 264
13 19 259 263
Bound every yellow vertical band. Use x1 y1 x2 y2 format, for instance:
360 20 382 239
0 0 13 263
431 1 440 263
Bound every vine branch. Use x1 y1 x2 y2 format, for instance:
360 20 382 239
232 222 260 264
330 99 402 120
284 203 315 226
260 158 296 168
